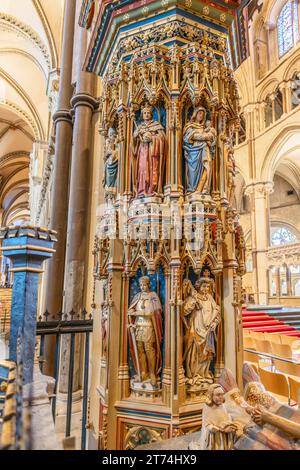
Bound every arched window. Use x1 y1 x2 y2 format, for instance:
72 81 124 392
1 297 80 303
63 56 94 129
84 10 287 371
278 1 299 57
294 279 300 295
271 227 297 246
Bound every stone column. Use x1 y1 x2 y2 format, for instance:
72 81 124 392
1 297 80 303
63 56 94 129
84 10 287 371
260 102 266 131
222 221 242 387
43 0 77 377
0 225 56 384
286 81 294 112
0 209 3 284
270 92 276 124
60 24 97 393
275 267 281 299
245 182 273 305
286 265 292 296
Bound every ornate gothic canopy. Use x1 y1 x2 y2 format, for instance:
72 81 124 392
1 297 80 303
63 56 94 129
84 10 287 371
80 0 250 76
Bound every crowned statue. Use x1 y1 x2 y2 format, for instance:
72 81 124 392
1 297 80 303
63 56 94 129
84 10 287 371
127 276 163 388
132 104 166 197
183 106 216 194
103 127 119 194
182 277 221 390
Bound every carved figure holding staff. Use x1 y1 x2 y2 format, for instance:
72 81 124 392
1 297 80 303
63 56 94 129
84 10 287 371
132 104 166 197
127 276 163 387
182 278 221 388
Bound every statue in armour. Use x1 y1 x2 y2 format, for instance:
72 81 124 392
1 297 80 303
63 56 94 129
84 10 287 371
183 107 216 194
132 104 166 197
127 276 163 387
182 278 221 388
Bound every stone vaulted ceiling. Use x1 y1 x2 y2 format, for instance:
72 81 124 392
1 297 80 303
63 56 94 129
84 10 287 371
0 0 64 226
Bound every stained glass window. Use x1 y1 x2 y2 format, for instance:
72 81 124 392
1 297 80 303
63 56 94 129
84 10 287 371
278 1 299 57
271 227 297 246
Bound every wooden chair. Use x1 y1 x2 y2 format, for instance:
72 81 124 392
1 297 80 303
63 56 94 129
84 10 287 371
255 339 272 355
271 342 293 359
266 333 281 344
244 337 256 350
244 350 258 364
251 331 265 340
273 359 300 378
243 329 251 338
288 376 300 407
281 335 299 347
258 367 289 403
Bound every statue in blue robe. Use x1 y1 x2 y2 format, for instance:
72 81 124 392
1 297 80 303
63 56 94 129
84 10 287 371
103 127 119 195
183 107 216 194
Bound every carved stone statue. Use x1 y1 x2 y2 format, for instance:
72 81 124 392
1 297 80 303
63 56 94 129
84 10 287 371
103 127 119 194
182 278 221 390
101 303 108 358
132 104 166 197
127 276 163 388
225 126 236 205
190 384 239 450
183 107 216 194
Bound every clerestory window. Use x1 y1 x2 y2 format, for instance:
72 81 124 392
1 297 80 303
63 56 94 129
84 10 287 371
278 0 299 57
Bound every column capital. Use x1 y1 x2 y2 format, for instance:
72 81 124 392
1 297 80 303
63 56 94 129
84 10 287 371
0 224 57 268
243 104 256 114
264 21 276 31
0 224 57 384
53 108 73 125
278 81 287 92
244 181 274 198
71 93 99 112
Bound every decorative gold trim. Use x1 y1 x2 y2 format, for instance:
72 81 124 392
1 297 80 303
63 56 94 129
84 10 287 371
1 245 55 253
9 267 44 273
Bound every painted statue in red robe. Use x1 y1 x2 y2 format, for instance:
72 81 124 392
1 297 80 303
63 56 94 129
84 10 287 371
132 104 166 197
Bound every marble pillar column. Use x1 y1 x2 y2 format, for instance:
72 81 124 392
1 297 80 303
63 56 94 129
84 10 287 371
286 265 292 296
275 267 281 300
43 0 76 377
245 182 273 305
59 24 97 393
279 82 287 115
0 225 56 384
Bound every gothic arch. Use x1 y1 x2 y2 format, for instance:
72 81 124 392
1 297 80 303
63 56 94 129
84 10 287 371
261 125 300 180
31 0 59 69
283 54 300 80
258 78 280 102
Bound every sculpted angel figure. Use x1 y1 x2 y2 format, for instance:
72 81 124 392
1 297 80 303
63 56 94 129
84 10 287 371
183 107 216 194
182 278 221 386
127 276 163 387
132 104 166 197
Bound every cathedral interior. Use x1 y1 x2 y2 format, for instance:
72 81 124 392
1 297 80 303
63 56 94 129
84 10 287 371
1 0 300 453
